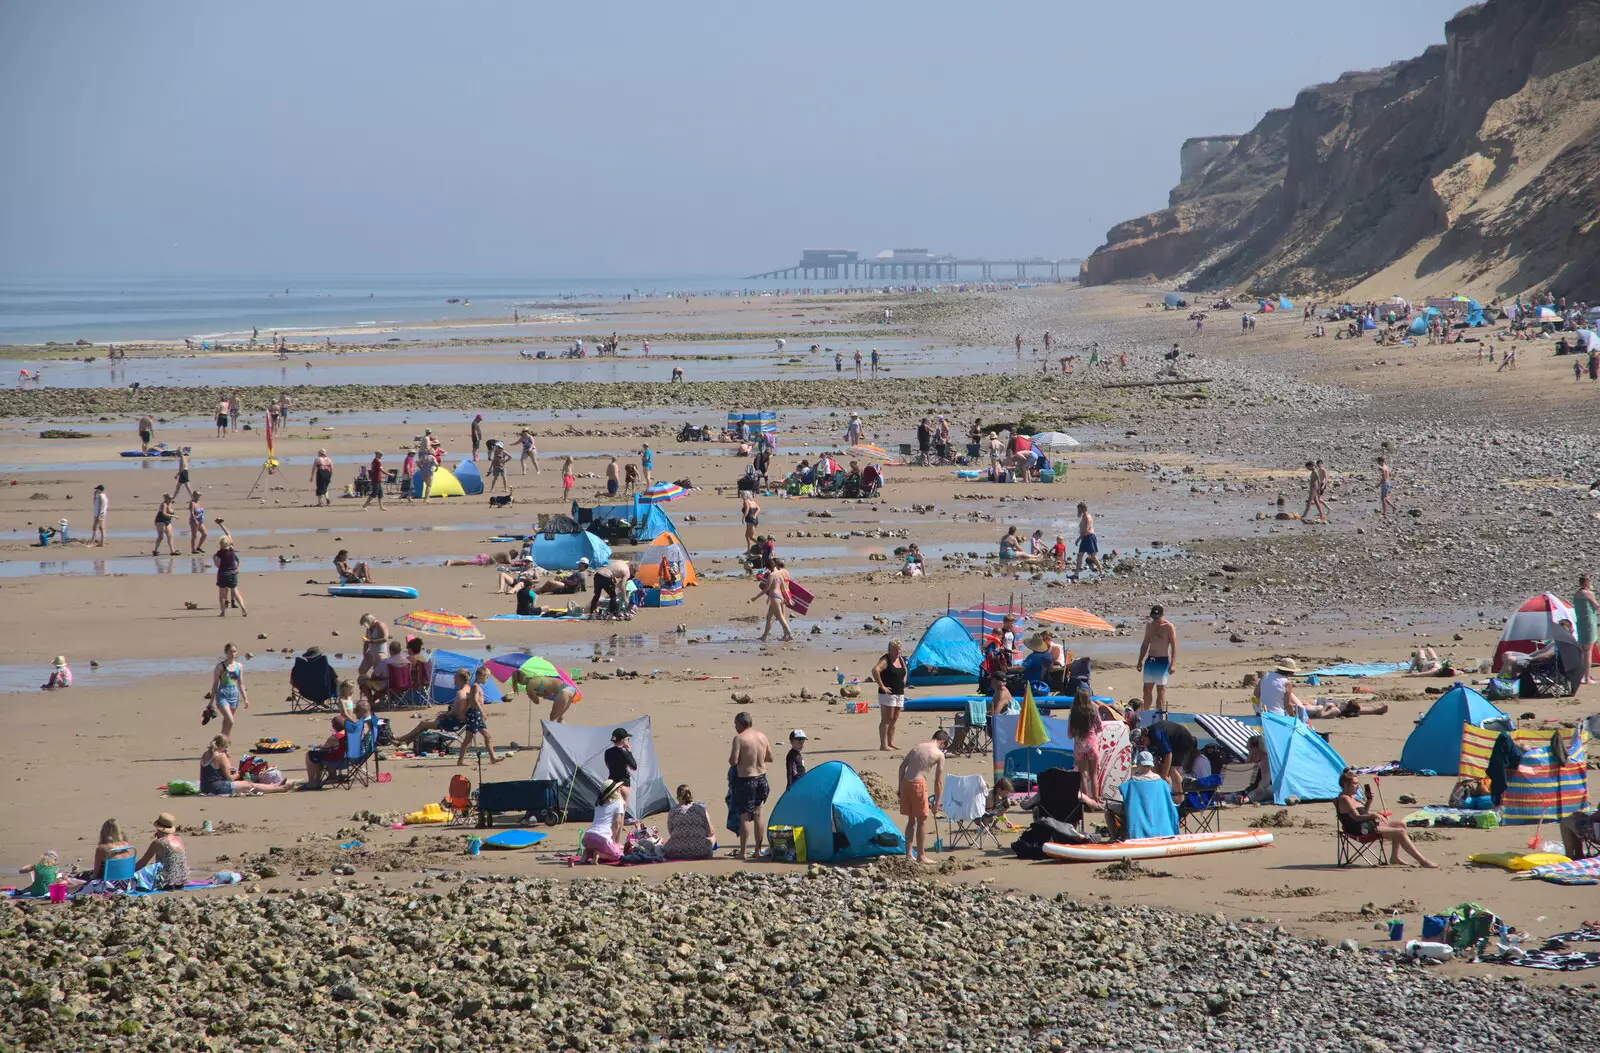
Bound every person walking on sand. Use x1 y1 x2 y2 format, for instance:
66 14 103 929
215 398 229 438
1575 574 1598 689
486 441 510 493
1301 460 1327 522
362 451 385 510
640 444 654 486
1136 605 1177 715
753 557 795 642
357 613 389 679
187 490 208 554
213 532 246 617
845 412 862 446
137 414 154 453
854 348 862 374
153 494 179 556
455 666 501 766
470 413 484 462
311 448 334 507
228 396 240 433
90 484 108 547
872 638 909 751
560 456 575 501
1377 456 1393 520
208 642 249 738
727 711 773 860
518 427 540 474
741 493 761 546
870 347 880 377
898 729 947 863
1072 502 1104 580
173 448 193 500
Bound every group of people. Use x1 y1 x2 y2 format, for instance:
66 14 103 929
996 503 1104 579
15 815 191 898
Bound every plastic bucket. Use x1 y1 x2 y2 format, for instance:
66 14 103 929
1387 919 1404 941
465 837 482 856
47 883 68 904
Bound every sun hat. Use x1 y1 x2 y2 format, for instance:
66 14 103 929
1024 632 1050 653
790 729 808 740
1274 658 1300 675
153 813 177 831
52 656 66 667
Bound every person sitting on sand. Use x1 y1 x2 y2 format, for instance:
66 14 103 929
1559 808 1600 860
998 525 1038 562
579 781 628 864
534 560 588 595
14 851 59 899
663 783 716 861
134 814 190 891
41 655 72 691
334 549 376 585
200 735 296 797
1335 770 1436 867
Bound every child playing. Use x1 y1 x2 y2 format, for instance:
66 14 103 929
786 729 808 789
42 656 71 691
16 851 59 897
1050 535 1068 569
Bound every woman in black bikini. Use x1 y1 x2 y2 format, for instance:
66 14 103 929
741 494 760 546
1335 770 1436 867
152 495 178 556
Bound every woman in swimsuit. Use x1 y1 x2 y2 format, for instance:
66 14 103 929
210 642 249 738
152 495 178 556
187 490 208 554
200 735 295 796
1334 771 1435 867
357 613 389 679
741 494 761 546
311 449 335 507
334 549 375 584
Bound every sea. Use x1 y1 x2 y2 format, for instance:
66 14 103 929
0 275 909 346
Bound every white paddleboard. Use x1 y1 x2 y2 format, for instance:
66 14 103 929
1042 829 1273 862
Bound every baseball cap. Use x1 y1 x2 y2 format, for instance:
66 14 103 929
611 727 631 742
1135 750 1155 768
577 557 591 567
789 729 808 740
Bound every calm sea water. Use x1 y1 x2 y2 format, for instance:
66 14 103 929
0 275 911 345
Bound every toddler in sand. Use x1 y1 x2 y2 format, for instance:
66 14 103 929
42 656 71 691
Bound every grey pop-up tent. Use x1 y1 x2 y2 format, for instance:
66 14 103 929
531 716 670 822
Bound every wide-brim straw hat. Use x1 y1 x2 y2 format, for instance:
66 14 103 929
153 813 177 831
1274 658 1300 675
1024 632 1050 653
52 656 66 667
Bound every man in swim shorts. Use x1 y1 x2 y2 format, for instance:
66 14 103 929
898 729 947 863
1136 605 1177 714
1072 502 1104 580
137 414 154 453
728 711 773 860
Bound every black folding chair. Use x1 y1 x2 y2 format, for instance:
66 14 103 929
1034 768 1083 828
287 651 338 713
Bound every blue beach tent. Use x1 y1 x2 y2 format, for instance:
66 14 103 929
454 460 485 495
1399 684 1512 776
1278 297 1294 311
1259 711 1346 804
530 530 611 571
428 650 504 705
1361 315 1378 330
571 497 677 545
766 761 905 862
907 614 984 687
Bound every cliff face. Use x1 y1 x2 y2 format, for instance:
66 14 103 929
1081 0 1600 297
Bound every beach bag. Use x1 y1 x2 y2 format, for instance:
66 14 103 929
166 779 200 797
254 768 284 786
1011 818 1087 860
1443 903 1500 952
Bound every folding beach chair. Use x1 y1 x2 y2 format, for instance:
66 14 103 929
936 774 1001 851
1033 767 1083 829
942 698 993 757
381 661 430 709
445 774 475 826
1065 656 1092 695
323 715 382 790
1335 808 1385 866
1178 774 1225 833
287 650 339 714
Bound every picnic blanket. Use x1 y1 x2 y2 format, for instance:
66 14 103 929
1193 712 1254 762
1481 927 1600 970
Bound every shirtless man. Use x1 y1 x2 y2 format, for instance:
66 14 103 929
1072 502 1104 580
1136 605 1177 714
897 729 948 863
1377 456 1393 520
728 711 773 860
137 414 155 453
1301 460 1327 522
215 399 230 438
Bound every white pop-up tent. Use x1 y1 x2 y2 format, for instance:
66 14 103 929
532 716 670 822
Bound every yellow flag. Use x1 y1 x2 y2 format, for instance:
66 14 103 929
1016 681 1050 747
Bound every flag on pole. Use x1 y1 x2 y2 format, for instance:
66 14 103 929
1016 682 1050 747
263 412 279 473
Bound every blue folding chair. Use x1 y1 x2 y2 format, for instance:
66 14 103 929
323 715 382 789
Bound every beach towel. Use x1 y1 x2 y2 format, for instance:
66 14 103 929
1119 778 1179 839
1527 858 1600 882
1306 662 1407 678
1193 712 1254 762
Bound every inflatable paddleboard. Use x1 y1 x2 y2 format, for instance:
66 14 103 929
1042 830 1273 862
902 694 1115 713
481 830 546 850
327 585 419 599
121 448 186 458
485 612 584 621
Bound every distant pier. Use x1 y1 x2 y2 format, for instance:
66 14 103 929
746 248 1081 282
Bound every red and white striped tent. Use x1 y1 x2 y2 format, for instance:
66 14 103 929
1494 592 1589 671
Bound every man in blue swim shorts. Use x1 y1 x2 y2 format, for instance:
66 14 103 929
1136 604 1177 715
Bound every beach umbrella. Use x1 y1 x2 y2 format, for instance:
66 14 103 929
485 653 579 691
394 609 484 641
1016 683 1050 748
484 651 538 683
1032 607 1116 632
847 443 901 465
1030 431 1080 449
638 481 686 505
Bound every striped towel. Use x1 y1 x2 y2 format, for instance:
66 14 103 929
1194 713 1254 762
1528 858 1600 882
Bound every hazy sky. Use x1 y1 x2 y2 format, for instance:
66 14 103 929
0 1 1465 279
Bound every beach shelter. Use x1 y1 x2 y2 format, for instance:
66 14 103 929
634 530 698 587
1459 724 1583 782
766 761 904 862
453 460 485 496
1494 592 1581 672
1538 306 1560 321
1361 315 1378 330
530 530 611 571
532 717 670 822
1278 297 1294 310
1400 684 1512 776
1163 292 1183 307
727 410 777 439
572 497 677 545
1503 762 1590 824
1258 711 1346 804
907 614 984 686
953 600 1028 641
429 650 504 705
411 467 467 499
1575 330 1600 354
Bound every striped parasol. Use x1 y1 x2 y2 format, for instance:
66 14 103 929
639 481 686 505
847 443 902 465
394 609 484 641
1032 607 1116 632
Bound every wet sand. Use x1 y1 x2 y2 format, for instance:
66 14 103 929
2 285 1594 988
